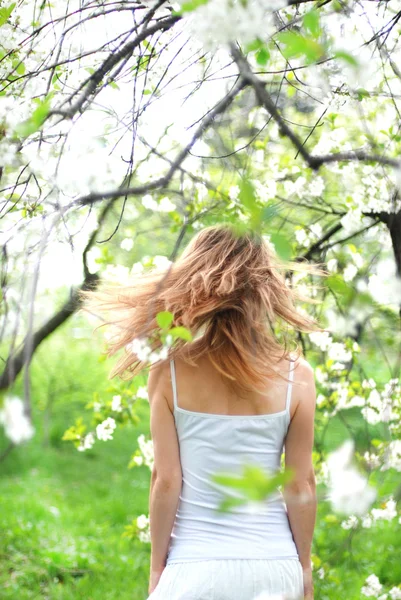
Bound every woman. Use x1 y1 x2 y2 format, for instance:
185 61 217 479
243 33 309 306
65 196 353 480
82 225 326 600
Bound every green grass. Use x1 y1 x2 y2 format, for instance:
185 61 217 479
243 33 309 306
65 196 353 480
0 321 153 600
0 414 152 600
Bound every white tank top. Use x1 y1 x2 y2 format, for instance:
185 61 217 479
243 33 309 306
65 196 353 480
166 358 299 564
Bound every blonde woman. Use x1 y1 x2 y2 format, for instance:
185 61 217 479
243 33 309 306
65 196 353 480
82 225 325 600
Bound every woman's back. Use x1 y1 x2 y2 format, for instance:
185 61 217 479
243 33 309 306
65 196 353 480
82 224 320 599
166 355 300 564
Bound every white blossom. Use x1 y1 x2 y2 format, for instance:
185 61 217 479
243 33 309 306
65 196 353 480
136 514 151 543
361 574 383 597
142 194 158 210
127 338 152 362
136 386 149 401
159 196 176 212
371 498 397 522
309 223 323 239
368 259 401 307
343 263 358 282
137 514 150 530
137 434 154 470
315 367 328 385
308 331 333 351
363 451 381 469
77 432 95 452
138 530 151 543
381 441 401 472
308 177 325 197
111 395 123 412
362 515 373 529
327 440 376 515
341 515 358 530
96 417 117 441
228 185 240 201
326 258 338 273
295 228 309 247
179 0 287 50
327 342 352 363
389 588 401 600
341 209 371 234
120 238 134 251
152 255 172 271
0 396 35 445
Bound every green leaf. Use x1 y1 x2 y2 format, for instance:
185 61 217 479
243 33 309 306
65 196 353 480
212 464 294 512
356 88 370 101
170 326 193 342
0 2 16 27
303 9 320 38
245 38 264 53
239 179 256 210
174 0 209 14
277 31 325 64
326 275 354 301
256 46 270 66
14 95 52 138
16 61 26 75
334 50 359 67
269 233 292 260
156 311 174 329
238 178 262 230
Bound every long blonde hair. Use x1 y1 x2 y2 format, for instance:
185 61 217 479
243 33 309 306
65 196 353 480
79 224 328 392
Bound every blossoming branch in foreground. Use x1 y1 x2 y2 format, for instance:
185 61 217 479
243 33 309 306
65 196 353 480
0 396 35 445
326 440 376 515
176 0 288 50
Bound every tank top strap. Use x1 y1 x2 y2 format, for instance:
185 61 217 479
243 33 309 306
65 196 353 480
285 359 295 420
170 359 178 410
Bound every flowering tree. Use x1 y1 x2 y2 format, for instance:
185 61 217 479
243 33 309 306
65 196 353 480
1 0 401 597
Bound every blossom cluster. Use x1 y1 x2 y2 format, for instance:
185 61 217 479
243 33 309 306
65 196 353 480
341 497 399 530
361 574 401 599
0 396 35 445
76 417 117 451
131 434 154 470
326 440 376 515
177 0 288 50
126 337 170 364
136 514 151 544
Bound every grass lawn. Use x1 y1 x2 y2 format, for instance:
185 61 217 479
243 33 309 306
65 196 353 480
0 402 152 600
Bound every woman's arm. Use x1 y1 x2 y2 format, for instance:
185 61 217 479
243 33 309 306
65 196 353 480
284 358 317 600
147 365 182 594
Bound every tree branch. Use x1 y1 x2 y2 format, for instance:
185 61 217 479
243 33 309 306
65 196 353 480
230 44 400 171
0 273 100 391
49 15 180 120
72 78 246 207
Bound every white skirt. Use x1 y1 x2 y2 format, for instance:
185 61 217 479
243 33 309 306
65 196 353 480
147 558 304 600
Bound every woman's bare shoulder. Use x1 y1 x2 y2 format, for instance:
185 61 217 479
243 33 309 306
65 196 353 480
148 360 172 400
291 355 316 412
292 354 314 377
